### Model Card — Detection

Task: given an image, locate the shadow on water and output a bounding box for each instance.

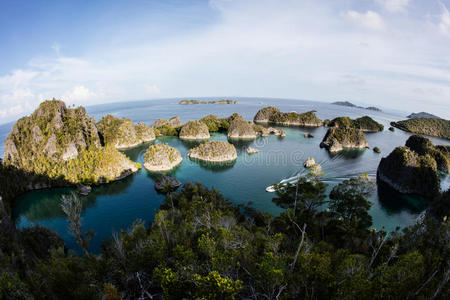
[188,157,236,172]
[326,148,367,160]
[228,138,255,150]
[377,180,428,214]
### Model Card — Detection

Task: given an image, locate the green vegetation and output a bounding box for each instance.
[199,115,230,132]
[188,141,237,162]
[144,143,182,171]
[153,124,178,137]
[320,127,368,152]
[1,168,448,299]
[329,116,384,132]
[254,106,322,126]
[179,120,210,139]
[391,118,450,139]
[227,117,257,139]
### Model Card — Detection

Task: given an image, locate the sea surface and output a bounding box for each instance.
[1,97,449,253]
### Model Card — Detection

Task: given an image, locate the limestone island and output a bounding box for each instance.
[254,106,322,127]
[179,120,210,140]
[407,112,440,119]
[97,115,155,149]
[151,117,180,137]
[377,135,449,197]
[331,101,382,112]
[188,141,237,162]
[144,143,182,171]
[227,113,257,139]
[3,100,140,186]
[328,116,384,132]
[199,115,230,132]
[390,118,450,140]
[178,99,238,105]
[320,127,369,152]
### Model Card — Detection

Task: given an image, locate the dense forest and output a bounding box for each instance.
[0,166,448,299]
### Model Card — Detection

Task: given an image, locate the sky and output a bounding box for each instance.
[1,0,450,123]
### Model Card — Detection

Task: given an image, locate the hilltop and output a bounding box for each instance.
[331,101,383,112]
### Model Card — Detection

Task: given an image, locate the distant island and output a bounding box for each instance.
[390,118,450,140]
[407,112,441,119]
[331,101,382,112]
[178,99,238,105]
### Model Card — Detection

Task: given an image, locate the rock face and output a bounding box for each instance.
[77,185,92,196]
[200,115,230,132]
[228,114,257,139]
[320,128,369,152]
[97,115,155,149]
[373,147,381,153]
[329,116,383,132]
[389,127,395,132]
[169,116,182,128]
[404,135,449,174]
[3,100,140,184]
[151,119,169,128]
[144,143,182,171]
[247,147,259,154]
[391,118,450,140]
[179,121,210,140]
[154,175,182,193]
[304,133,314,138]
[304,157,316,168]
[188,141,237,162]
[254,106,322,127]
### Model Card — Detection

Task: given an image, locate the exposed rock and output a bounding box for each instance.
[179,120,210,140]
[320,127,369,152]
[405,135,449,174]
[228,115,257,139]
[3,100,140,185]
[188,141,237,162]
[169,116,182,128]
[373,147,381,153]
[97,115,155,149]
[77,185,92,196]
[329,116,383,132]
[154,175,182,193]
[279,129,286,137]
[151,119,169,128]
[391,118,450,140]
[253,125,269,136]
[304,133,314,138]
[200,115,230,132]
[247,147,259,154]
[254,106,322,127]
[144,143,182,171]
[389,127,395,132]
[304,157,316,168]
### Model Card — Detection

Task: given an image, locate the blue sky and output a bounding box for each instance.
[1,0,450,123]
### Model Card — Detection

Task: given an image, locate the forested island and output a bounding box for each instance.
[391,118,450,140]
[178,99,238,105]
[0,99,449,299]
[331,101,383,112]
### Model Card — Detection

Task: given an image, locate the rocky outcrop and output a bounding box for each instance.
[389,127,395,132]
[247,147,259,154]
[188,141,237,162]
[154,175,182,193]
[77,185,92,196]
[179,120,210,140]
[407,112,440,119]
[373,147,381,153]
[320,128,368,152]
[228,116,257,139]
[151,119,169,128]
[144,143,182,171]
[329,116,384,132]
[404,135,449,174]
[200,115,230,132]
[304,157,315,168]
[391,118,450,140]
[169,116,182,128]
[304,133,314,138]
[254,106,322,127]
[97,115,155,149]
[3,100,140,184]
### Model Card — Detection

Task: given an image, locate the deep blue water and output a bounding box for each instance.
[1,97,449,254]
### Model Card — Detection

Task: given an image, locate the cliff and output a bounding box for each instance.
[199,115,230,132]
[320,127,368,152]
[390,118,450,139]
[179,120,210,140]
[227,114,257,139]
[329,116,384,132]
[3,100,140,185]
[188,141,237,162]
[97,115,155,149]
[254,106,322,126]
[151,119,178,136]
[144,143,182,171]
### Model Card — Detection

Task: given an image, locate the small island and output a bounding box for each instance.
[179,120,210,140]
[178,99,238,105]
[390,118,450,140]
[407,112,440,119]
[254,106,322,126]
[97,115,155,149]
[227,114,257,139]
[320,127,368,152]
[199,114,230,132]
[144,143,182,171]
[329,116,384,132]
[188,141,237,162]
[377,135,449,197]
[331,101,383,112]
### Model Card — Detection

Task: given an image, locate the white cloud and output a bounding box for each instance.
[146,84,160,95]
[439,2,450,35]
[376,0,410,13]
[62,86,98,105]
[345,10,385,30]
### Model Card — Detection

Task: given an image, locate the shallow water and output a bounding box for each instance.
[3,97,449,253]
